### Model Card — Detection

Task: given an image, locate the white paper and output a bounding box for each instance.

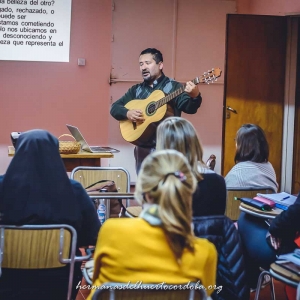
[257,192,297,207]
[0,0,72,62]
[277,252,300,266]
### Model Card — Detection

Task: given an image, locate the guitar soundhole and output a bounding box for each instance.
[146,102,156,116]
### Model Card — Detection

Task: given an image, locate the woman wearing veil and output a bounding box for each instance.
[0,129,100,300]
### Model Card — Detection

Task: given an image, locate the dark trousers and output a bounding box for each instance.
[238,212,277,288]
[134,146,155,174]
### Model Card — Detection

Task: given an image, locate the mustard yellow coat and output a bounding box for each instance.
[88,218,217,299]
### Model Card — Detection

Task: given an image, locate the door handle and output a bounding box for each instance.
[226,106,238,114]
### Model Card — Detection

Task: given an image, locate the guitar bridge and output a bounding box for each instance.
[132,122,137,130]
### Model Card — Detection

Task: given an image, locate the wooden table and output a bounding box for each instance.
[8,146,114,172]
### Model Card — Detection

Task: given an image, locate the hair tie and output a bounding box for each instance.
[163,171,187,183]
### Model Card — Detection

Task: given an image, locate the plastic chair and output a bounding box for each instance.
[71,166,130,193]
[225,186,276,220]
[0,224,91,300]
[125,206,142,218]
[71,167,132,284]
[70,166,131,209]
[91,282,207,300]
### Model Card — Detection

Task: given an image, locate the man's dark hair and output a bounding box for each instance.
[140,48,163,63]
[234,124,269,163]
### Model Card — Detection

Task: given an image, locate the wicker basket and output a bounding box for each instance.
[58,134,81,154]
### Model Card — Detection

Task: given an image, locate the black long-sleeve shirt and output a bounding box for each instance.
[269,192,300,242]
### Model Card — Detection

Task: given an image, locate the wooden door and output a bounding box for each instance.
[222,15,287,189]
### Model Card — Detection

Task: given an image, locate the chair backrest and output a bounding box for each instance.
[71,166,130,193]
[225,186,276,220]
[0,224,78,300]
[71,166,131,209]
[71,166,131,211]
[91,282,207,300]
[193,215,249,300]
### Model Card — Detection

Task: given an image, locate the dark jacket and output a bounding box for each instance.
[269,192,300,252]
[193,215,249,300]
[192,173,226,217]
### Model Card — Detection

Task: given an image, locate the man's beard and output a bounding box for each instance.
[142,71,151,81]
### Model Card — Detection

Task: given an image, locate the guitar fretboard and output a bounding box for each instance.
[155,78,199,110]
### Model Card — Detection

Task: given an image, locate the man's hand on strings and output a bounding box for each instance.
[184,81,200,98]
[127,109,145,123]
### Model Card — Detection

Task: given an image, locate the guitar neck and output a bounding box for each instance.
[155,68,221,110]
[156,78,199,109]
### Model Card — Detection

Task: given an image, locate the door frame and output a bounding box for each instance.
[281,17,298,193]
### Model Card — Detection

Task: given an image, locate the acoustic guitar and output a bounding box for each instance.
[120,68,222,146]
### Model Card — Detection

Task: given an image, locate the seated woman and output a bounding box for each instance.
[156,116,226,216]
[0,130,100,300]
[88,150,217,299]
[225,123,278,191]
[238,192,300,295]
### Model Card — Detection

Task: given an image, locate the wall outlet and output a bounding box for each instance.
[78,58,86,66]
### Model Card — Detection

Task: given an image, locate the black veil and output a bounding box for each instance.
[0,130,81,228]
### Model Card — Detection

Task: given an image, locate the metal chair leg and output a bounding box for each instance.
[297,282,300,300]
[254,270,274,300]
[270,277,276,300]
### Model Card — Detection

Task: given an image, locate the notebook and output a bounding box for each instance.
[253,196,276,208]
[66,124,120,153]
[277,249,300,266]
[256,192,297,207]
[275,261,300,275]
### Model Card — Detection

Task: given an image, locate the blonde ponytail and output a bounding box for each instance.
[135,149,197,260]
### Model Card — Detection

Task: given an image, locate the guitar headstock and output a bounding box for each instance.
[195,68,222,85]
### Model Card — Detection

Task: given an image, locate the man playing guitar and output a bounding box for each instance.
[110,48,202,173]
